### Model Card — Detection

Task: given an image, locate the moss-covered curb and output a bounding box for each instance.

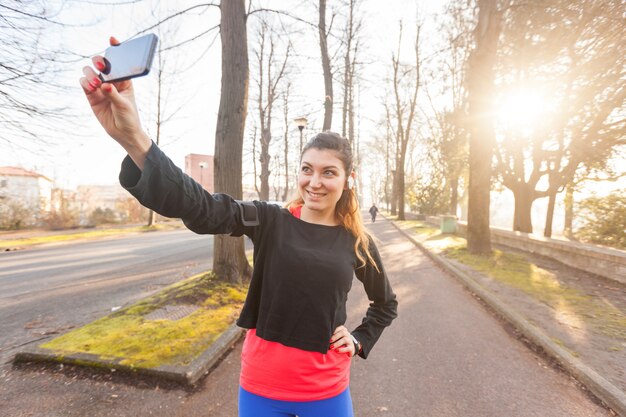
[13,272,247,385]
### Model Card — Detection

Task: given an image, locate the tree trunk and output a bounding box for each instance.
[213,0,252,284]
[252,126,259,197]
[512,185,534,233]
[319,0,333,130]
[342,54,350,139]
[385,128,391,212]
[466,0,501,255]
[544,189,557,238]
[390,167,398,216]
[342,0,355,139]
[148,50,163,229]
[397,154,406,221]
[282,89,290,202]
[388,20,419,221]
[348,78,355,145]
[259,128,271,201]
[563,183,574,238]
[450,177,459,216]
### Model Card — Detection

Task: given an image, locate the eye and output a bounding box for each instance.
[324,170,337,176]
[301,166,312,173]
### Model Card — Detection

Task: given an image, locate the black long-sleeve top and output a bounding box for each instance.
[119,143,398,358]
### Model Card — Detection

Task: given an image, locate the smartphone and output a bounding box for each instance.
[99,34,159,83]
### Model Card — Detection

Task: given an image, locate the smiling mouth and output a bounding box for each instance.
[306,190,326,198]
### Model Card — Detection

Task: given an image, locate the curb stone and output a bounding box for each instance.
[14,322,245,386]
[387,217,626,417]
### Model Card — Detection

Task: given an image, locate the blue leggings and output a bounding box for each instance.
[238,386,354,417]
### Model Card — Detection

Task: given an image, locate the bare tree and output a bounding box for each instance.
[146,15,190,227]
[384,117,393,210]
[388,21,421,221]
[0,1,83,153]
[318,0,334,130]
[417,91,468,217]
[213,0,252,284]
[362,120,391,209]
[436,0,474,216]
[465,0,504,254]
[251,18,291,201]
[341,0,361,142]
[251,124,259,196]
[339,0,364,200]
[281,85,292,202]
[383,101,398,214]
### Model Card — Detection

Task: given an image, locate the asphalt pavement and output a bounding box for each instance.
[0,229,215,367]
[0,216,614,416]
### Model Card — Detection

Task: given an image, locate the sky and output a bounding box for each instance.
[0,0,445,190]
[3,0,623,236]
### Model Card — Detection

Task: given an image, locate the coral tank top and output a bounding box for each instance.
[238,204,351,401]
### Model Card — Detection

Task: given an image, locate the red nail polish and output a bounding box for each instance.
[329,345,334,349]
[95,62,105,71]
[92,77,100,85]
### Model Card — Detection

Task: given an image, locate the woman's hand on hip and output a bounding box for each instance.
[330,325,356,357]
[79,36,151,168]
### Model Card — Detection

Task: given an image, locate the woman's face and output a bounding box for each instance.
[298,148,348,219]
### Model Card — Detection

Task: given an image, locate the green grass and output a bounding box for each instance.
[433,239,626,341]
[396,220,626,342]
[0,223,183,250]
[391,219,439,239]
[40,272,247,369]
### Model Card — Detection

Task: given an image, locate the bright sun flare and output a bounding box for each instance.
[496,90,548,130]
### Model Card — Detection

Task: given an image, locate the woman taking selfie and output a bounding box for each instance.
[80,37,397,417]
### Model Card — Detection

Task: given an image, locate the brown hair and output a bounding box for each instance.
[286,131,378,270]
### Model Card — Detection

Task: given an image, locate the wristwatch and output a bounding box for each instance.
[349,334,362,357]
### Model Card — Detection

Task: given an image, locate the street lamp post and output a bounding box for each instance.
[199,162,208,189]
[294,117,308,155]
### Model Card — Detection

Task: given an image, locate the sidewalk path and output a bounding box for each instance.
[348,217,610,416]
[0,216,612,416]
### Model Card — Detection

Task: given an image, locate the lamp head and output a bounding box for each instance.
[294,116,308,131]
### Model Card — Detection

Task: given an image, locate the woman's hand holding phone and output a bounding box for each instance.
[79,36,151,170]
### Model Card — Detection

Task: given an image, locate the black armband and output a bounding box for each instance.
[235,200,259,227]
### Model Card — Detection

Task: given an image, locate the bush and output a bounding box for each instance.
[0,199,36,230]
[89,207,119,226]
[407,183,449,215]
[116,197,149,223]
[44,208,80,230]
[575,191,626,249]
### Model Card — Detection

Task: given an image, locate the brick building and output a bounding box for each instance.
[185,154,214,192]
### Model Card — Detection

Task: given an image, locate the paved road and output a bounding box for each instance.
[0,229,214,366]
[0,218,611,416]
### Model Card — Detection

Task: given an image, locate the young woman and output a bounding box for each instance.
[80,39,398,417]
